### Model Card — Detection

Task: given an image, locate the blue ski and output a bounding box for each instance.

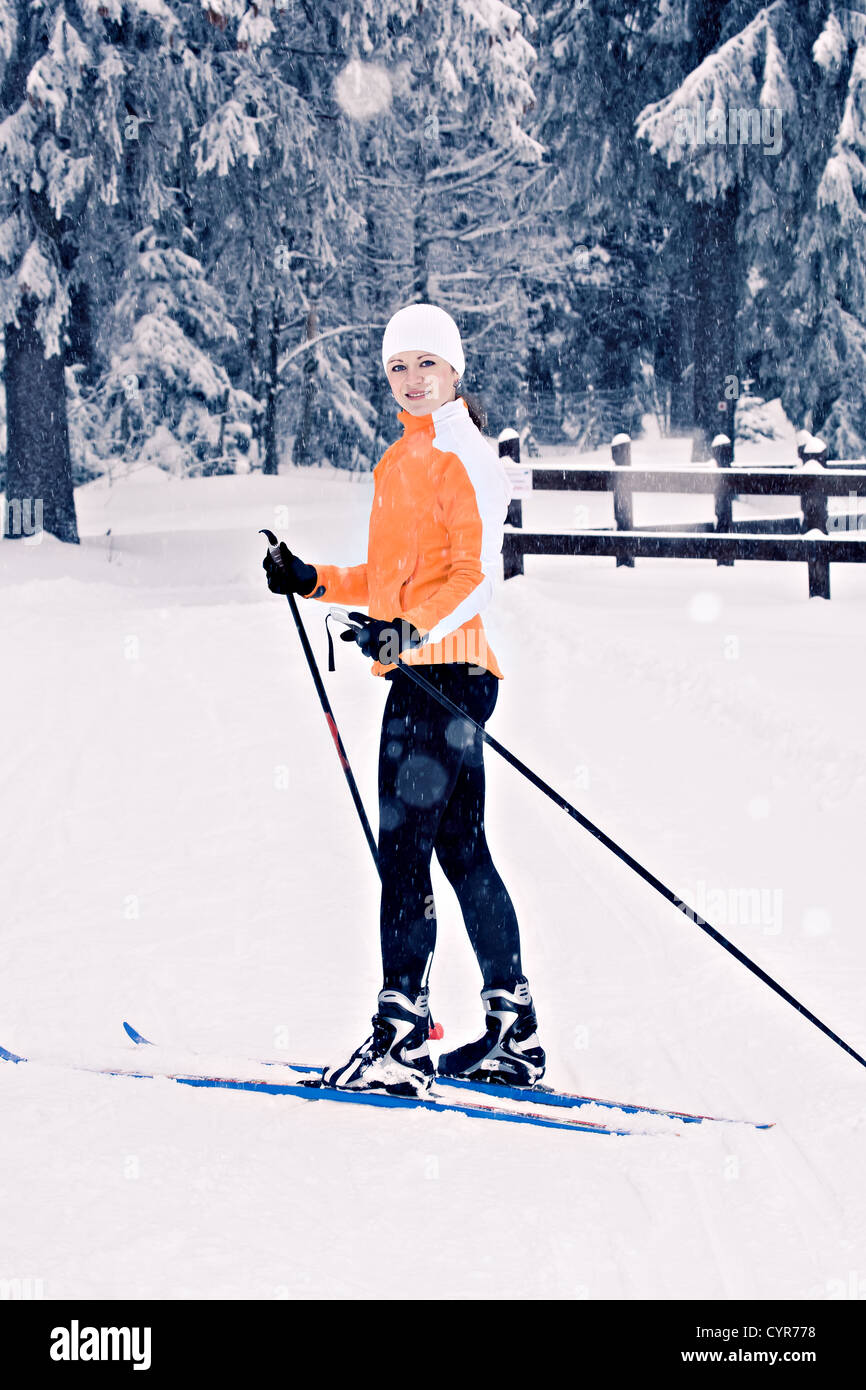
[121,1021,773,1129]
[0,1040,641,1137]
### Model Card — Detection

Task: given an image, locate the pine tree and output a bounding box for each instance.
[784,7,866,455]
[635,0,759,457]
[0,0,97,541]
[0,1,228,537]
[518,1,686,449]
[89,2,271,477]
[96,226,257,475]
[636,1,866,457]
[186,2,378,471]
[306,0,545,456]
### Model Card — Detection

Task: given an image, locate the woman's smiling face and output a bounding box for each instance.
[385,350,459,415]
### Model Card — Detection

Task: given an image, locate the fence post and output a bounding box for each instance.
[611,432,632,467]
[711,433,733,468]
[803,435,828,467]
[801,437,829,538]
[499,428,523,528]
[801,480,829,536]
[796,429,813,463]
[611,432,634,568]
[712,434,734,566]
[807,541,831,599]
[502,533,524,580]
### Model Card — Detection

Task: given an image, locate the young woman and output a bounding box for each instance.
[264,303,545,1094]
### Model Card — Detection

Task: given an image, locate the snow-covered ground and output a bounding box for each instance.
[1,448,865,1300]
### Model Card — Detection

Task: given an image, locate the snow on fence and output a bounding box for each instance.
[498,431,866,599]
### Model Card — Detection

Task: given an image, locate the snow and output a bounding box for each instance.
[333,60,393,121]
[194,99,262,177]
[813,13,848,77]
[735,394,791,445]
[1,449,866,1299]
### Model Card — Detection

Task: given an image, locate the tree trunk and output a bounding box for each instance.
[4,295,78,543]
[365,208,397,456]
[411,203,433,306]
[263,301,281,475]
[292,306,318,468]
[248,297,261,468]
[65,279,94,381]
[687,0,739,462]
[690,190,738,460]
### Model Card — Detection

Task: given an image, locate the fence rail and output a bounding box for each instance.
[502,529,866,599]
[498,432,866,599]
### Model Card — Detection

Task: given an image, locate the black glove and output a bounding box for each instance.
[263,541,318,597]
[340,612,427,663]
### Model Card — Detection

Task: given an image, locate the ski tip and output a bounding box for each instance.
[428,1021,445,1041]
[0,1042,26,1063]
[122,1021,152,1047]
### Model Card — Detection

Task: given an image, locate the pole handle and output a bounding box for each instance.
[259,527,282,561]
[326,606,361,632]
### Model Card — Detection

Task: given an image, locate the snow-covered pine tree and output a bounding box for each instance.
[188,2,378,472]
[274,2,383,470]
[784,5,866,456]
[97,225,257,477]
[0,1,246,536]
[0,0,112,541]
[433,0,547,441]
[320,0,545,454]
[87,1,266,478]
[525,1,680,448]
[636,1,866,459]
[635,0,759,459]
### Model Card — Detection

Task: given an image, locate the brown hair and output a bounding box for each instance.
[454,381,486,432]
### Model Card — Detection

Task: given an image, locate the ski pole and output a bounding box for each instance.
[262,561,445,1041]
[330,610,866,1073]
[406,661,866,1071]
[260,530,380,877]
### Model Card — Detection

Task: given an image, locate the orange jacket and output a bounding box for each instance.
[307,397,512,678]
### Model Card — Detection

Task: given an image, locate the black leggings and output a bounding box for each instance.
[377,661,522,997]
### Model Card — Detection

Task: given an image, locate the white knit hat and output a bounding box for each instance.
[381,303,465,378]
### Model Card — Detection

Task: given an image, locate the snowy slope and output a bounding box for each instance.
[1,457,865,1300]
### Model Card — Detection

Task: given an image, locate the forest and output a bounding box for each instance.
[1,0,865,542]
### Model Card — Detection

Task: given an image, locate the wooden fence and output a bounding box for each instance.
[498,432,866,599]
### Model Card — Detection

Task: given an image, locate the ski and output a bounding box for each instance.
[0,1041,645,1137]
[121,1021,773,1130]
[438,1075,773,1129]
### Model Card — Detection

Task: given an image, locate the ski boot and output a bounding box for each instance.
[322,987,435,1096]
[436,976,546,1087]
